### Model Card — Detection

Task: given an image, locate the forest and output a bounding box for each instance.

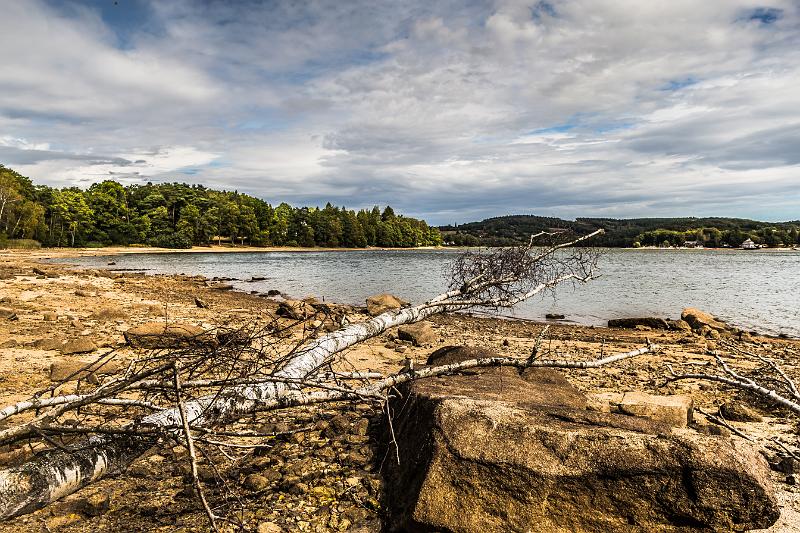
[0,164,442,249]
[441,214,800,248]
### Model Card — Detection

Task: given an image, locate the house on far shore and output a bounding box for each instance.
[683,240,703,248]
[741,238,758,250]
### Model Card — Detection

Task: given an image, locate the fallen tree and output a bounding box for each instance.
[0,230,611,522]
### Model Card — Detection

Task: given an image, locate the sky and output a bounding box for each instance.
[1,0,799,225]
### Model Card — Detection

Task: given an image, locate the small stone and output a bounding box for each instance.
[127,463,152,477]
[719,401,763,423]
[310,485,336,501]
[194,296,208,308]
[76,492,110,517]
[618,392,693,427]
[776,457,800,475]
[397,322,436,346]
[354,418,369,436]
[394,345,407,353]
[258,522,282,533]
[42,311,58,321]
[786,474,798,486]
[0,308,17,320]
[0,338,18,349]
[243,473,271,492]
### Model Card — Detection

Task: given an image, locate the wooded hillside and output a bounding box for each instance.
[0,164,442,249]
[440,214,800,248]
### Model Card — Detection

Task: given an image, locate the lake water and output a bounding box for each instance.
[50,248,800,337]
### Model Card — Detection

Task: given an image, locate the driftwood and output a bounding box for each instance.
[0,230,618,522]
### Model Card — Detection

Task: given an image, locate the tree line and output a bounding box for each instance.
[0,164,442,249]
[634,226,800,248]
[441,214,800,248]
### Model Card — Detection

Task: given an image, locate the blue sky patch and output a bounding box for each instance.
[746,7,783,24]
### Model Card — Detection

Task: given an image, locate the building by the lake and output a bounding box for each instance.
[741,238,758,250]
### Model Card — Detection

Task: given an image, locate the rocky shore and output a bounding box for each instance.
[0,249,799,532]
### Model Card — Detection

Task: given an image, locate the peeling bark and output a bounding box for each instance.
[0,437,150,519]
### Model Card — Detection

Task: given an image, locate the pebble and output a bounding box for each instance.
[258,522,283,533]
[244,474,271,492]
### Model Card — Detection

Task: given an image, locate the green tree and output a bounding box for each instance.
[52,190,93,246]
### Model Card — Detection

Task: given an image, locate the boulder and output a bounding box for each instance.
[276,299,316,320]
[365,293,407,316]
[124,321,209,348]
[617,391,693,427]
[49,359,123,382]
[0,307,17,320]
[666,319,692,332]
[42,311,58,322]
[33,337,64,351]
[397,322,436,347]
[384,356,778,533]
[426,346,588,410]
[0,338,18,349]
[91,304,128,321]
[681,308,728,332]
[61,338,98,354]
[608,317,670,330]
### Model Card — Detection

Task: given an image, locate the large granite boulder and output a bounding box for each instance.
[384,349,779,532]
[681,308,728,333]
[366,294,408,316]
[124,322,210,348]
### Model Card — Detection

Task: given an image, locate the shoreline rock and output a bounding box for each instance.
[384,347,779,532]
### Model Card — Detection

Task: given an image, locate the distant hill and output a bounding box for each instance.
[440,215,800,248]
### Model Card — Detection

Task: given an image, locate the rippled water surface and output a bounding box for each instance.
[52,248,800,337]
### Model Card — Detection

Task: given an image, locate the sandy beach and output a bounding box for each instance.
[0,249,799,532]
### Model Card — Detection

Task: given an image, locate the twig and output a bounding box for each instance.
[174,362,219,532]
[772,437,800,461]
[695,407,754,441]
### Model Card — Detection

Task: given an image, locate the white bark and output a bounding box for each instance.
[0,297,462,519]
[0,232,600,519]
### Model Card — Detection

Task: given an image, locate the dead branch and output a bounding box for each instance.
[664,345,800,415]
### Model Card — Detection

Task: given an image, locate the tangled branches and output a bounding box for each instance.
[665,339,800,414]
[0,229,607,522]
[444,229,602,309]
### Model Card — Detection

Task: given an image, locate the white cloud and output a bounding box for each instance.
[0,0,798,223]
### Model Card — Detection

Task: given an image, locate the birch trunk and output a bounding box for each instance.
[0,299,456,519]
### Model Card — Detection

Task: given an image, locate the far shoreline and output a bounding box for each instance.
[4,243,797,262]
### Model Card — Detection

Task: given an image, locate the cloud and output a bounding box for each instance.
[0,0,799,223]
